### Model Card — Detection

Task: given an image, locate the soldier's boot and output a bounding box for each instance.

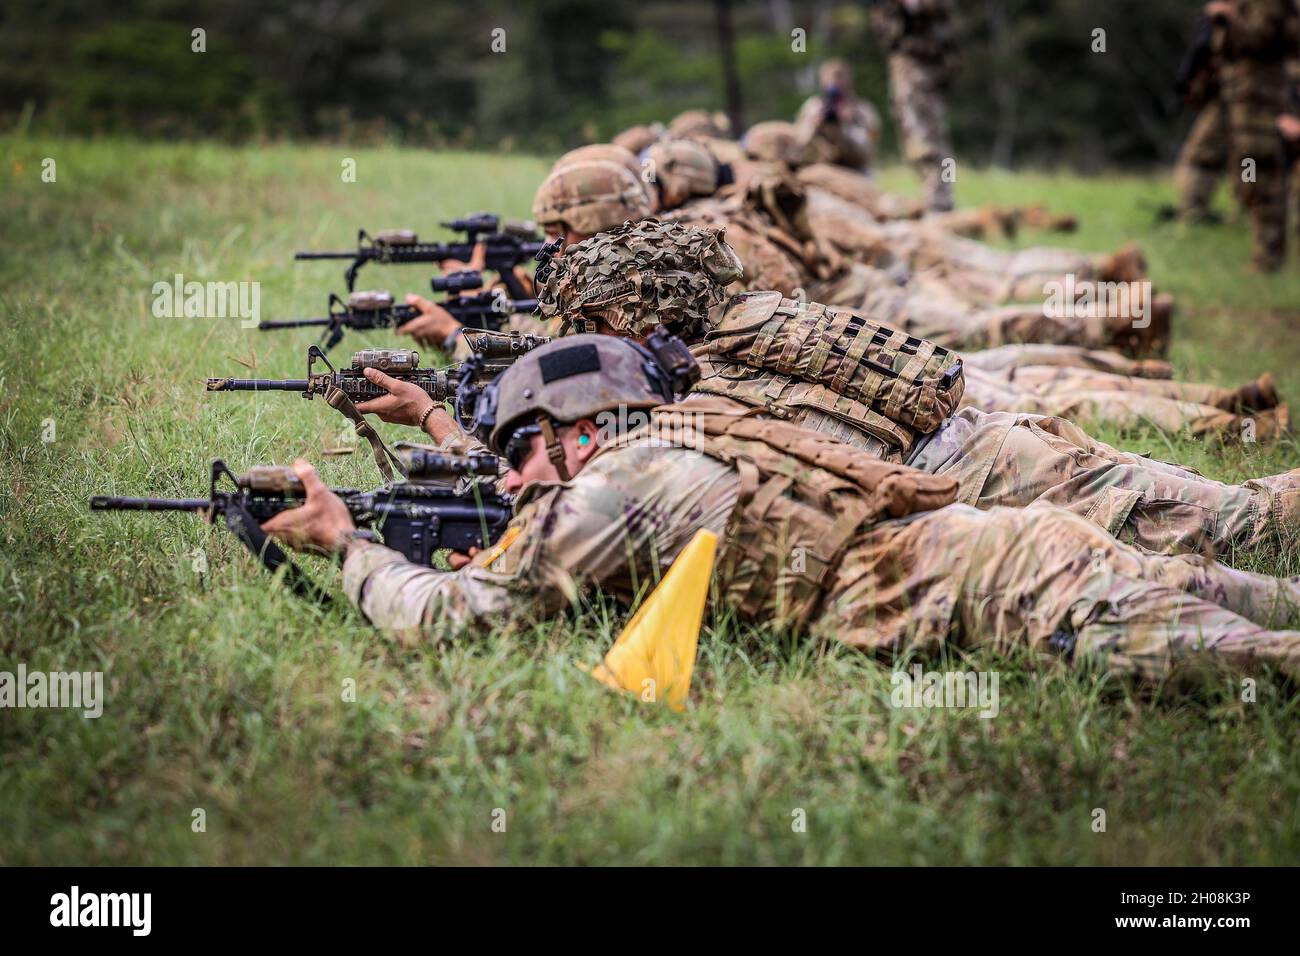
[994,207,1019,240]
[1239,462,1300,548]
[1242,404,1290,443]
[1096,243,1148,284]
[1020,203,1077,233]
[1229,373,1280,413]
[1133,358,1175,379]
[1110,291,1174,358]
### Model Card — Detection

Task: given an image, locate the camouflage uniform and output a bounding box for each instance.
[796,162,926,221]
[343,395,1300,684]
[536,221,1300,560]
[743,121,812,167]
[1217,0,1300,270]
[807,195,1147,306]
[811,261,1168,358]
[873,0,957,211]
[959,364,1286,441]
[961,343,1172,378]
[797,161,1060,239]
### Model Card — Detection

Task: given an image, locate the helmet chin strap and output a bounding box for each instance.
[537,417,571,482]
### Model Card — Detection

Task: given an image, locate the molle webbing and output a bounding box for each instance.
[693,292,965,453]
[608,398,958,630]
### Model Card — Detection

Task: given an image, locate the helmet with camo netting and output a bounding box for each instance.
[536,218,743,336]
[532,160,652,238]
[644,138,720,208]
[743,120,810,166]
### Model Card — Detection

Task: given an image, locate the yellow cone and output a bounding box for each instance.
[579,529,717,712]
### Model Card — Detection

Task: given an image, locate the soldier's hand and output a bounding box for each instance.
[1203,1,1234,19]
[397,295,463,348]
[447,546,481,570]
[1277,114,1300,142]
[355,368,438,427]
[261,459,356,556]
[440,241,488,277]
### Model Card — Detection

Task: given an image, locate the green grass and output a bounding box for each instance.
[2,136,1299,865]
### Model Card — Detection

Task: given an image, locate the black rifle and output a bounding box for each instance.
[821,85,845,123]
[207,335,551,478]
[295,216,545,295]
[257,272,538,353]
[1175,15,1219,110]
[207,345,456,480]
[89,453,512,604]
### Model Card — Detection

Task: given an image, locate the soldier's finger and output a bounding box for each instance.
[363,367,400,391]
[291,458,329,497]
[404,293,433,310]
[354,395,395,415]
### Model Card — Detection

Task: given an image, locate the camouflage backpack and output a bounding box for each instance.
[599,396,958,630]
[692,291,965,456]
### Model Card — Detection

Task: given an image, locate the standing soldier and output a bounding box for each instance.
[1211,0,1299,271]
[793,59,882,172]
[872,0,958,212]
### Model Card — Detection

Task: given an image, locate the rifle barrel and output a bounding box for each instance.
[90,496,214,512]
[294,251,358,260]
[206,378,312,392]
[258,318,332,330]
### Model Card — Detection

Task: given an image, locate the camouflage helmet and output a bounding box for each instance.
[612,123,663,156]
[479,334,691,462]
[644,138,719,208]
[536,218,743,337]
[552,143,642,184]
[532,160,652,238]
[743,121,809,166]
[667,109,732,140]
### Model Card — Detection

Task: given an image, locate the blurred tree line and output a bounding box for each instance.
[1,0,1204,169]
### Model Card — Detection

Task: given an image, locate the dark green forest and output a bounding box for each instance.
[2,0,1203,168]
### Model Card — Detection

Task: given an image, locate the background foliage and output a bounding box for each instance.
[2,0,1205,166]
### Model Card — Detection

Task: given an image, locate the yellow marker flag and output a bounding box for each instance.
[579,528,717,712]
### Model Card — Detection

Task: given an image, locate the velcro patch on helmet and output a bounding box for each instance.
[540,344,602,383]
[576,274,637,309]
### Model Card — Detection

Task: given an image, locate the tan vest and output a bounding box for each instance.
[691,291,965,457]
[600,397,958,630]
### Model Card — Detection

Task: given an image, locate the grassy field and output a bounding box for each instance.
[2,135,1299,866]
